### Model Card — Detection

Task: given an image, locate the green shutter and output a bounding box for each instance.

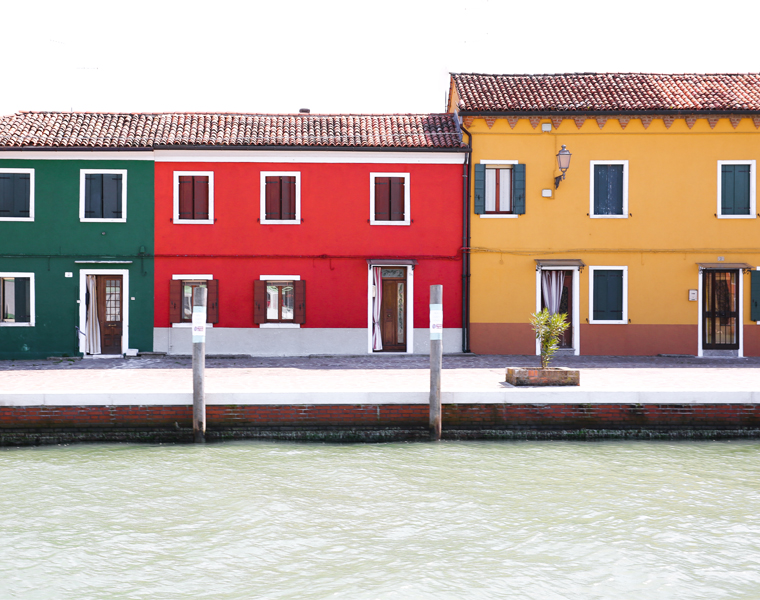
[593,270,623,321]
[474,164,485,214]
[14,277,30,323]
[512,163,526,214]
[751,270,760,322]
[722,165,737,214]
[594,165,624,215]
[721,164,751,216]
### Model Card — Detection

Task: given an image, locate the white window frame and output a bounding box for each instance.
[717,160,756,219]
[78,269,129,353]
[589,160,628,219]
[0,272,35,326]
[588,266,628,325]
[370,172,411,226]
[173,171,214,225]
[259,275,301,328]
[0,168,35,222]
[79,169,128,223]
[478,160,519,219]
[171,274,214,328]
[260,171,301,225]
[366,265,414,353]
[535,267,579,355]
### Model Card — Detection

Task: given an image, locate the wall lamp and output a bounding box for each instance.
[555,145,572,189]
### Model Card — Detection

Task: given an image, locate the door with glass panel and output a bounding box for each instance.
[703,270,739,350]
[96,275,123,354]
[380,269,406,352]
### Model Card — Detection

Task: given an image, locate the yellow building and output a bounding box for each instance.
[449,73,760,357]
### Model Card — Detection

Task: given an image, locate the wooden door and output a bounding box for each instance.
[96,275,123,355]
[703,270,739,350]
[380,272,407,352]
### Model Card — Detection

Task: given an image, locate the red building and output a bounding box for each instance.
[152,113,468,356]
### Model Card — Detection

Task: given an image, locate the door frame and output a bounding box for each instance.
[367,264,414,354]
[535,266,580,356]
[697,267,743,357]
[78,269,129,355]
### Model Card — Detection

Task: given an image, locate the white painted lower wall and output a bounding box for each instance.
[153,327,464,356]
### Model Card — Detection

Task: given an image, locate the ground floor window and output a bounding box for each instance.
[170,277,219,324]
[589,266,628,324]
[254,277,305,325]
[0,274,33,325]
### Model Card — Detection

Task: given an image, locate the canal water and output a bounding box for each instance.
[1,441,759,599]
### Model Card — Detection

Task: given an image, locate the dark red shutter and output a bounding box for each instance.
[178,177,194,220]
[294,280,306,324]
[169,280,182,323]
[254,281,267,324]
[266,176,281,220]
[281,176,296,220]
[207,279,219,324]
[375,177,390,220]
[390,177,405,221]
[194,176,209,220]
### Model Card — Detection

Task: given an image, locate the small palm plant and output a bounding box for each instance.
[530,308,570,369]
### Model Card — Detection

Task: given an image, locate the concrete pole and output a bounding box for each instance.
[429,285,443,441]
[192,286,208,443]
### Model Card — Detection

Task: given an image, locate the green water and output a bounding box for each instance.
[1,441,759,599]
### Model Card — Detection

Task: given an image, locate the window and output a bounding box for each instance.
[370,173,410,225]
[254,276,305,327]
[589,266,627,324]
[0,273,34,326]
[80,170,127,222]
[0,169,34,221]
[169,276,218,325]
[173,172,214,224]
[590,161,628,218]
[474,162,525,217]
[260,172,300,224]
[718,161,756,218]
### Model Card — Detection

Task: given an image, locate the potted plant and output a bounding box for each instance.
[505,308,580,386]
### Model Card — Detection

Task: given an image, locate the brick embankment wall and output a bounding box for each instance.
[1,404,759,445]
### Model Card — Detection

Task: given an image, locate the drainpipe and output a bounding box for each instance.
[461,125,472,353]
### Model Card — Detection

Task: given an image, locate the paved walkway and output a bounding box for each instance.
[1,355,760,405]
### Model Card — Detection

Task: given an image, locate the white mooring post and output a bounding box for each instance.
[429,285,443,441]
[192,286,208,443]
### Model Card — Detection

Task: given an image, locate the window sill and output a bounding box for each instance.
[589,215,628,219]
[259,323,301,328]
[172,323,214,328]
[479,214,518,219]
[260,219,300,225]
[0,322,34,327]
[81,218,127,223]
[0,217,33,222]
[588,320,627,325]
[370,221,411,226]
[717,214,756,219]
[173,218,214,225]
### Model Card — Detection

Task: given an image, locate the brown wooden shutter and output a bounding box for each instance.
[169,280,182,323]
[265,176,281,220]
[375,177,390,220]
[293,280,306,324]
[178,177,194,220]
[390,177,405,221]
[281,176,296,220]
[194,176,209,220]
[254,280,267,324]
[207,279,219,324]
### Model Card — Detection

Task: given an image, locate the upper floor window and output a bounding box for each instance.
[474,162,525,217]
[0,169,34,221]
[718,161,756,218]
[1,273,34,326]
[174,172,214,224]
[370,173,410,225]
[590,161,628,218]
[80,170,127,222]
[260,172,300,224]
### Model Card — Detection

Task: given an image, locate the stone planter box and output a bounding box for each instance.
[506,367,580,387]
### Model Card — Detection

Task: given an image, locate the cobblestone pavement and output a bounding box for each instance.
[1,354,760,394]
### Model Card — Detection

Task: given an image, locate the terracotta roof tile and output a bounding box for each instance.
[452,73,760,113]
[0,112,464,149]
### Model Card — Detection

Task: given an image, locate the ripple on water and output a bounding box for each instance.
[1,441,759,599]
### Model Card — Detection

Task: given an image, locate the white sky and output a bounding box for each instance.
[2,0,759,116]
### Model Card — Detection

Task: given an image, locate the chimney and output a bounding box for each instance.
[299,108,310,114]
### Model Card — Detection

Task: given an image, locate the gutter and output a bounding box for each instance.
[460,124,472,354]
[0,146,468,154]
[457,109,760,117]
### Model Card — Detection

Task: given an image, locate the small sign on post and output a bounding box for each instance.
[192,286,208,443]
[429,285,443,441]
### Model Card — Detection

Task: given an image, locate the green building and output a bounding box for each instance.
[0,113,154,359]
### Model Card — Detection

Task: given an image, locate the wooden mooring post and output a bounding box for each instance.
[429,285,443,441]
[192,286,208,443]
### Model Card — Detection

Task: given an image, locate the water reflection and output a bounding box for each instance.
[1,441,758,599]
